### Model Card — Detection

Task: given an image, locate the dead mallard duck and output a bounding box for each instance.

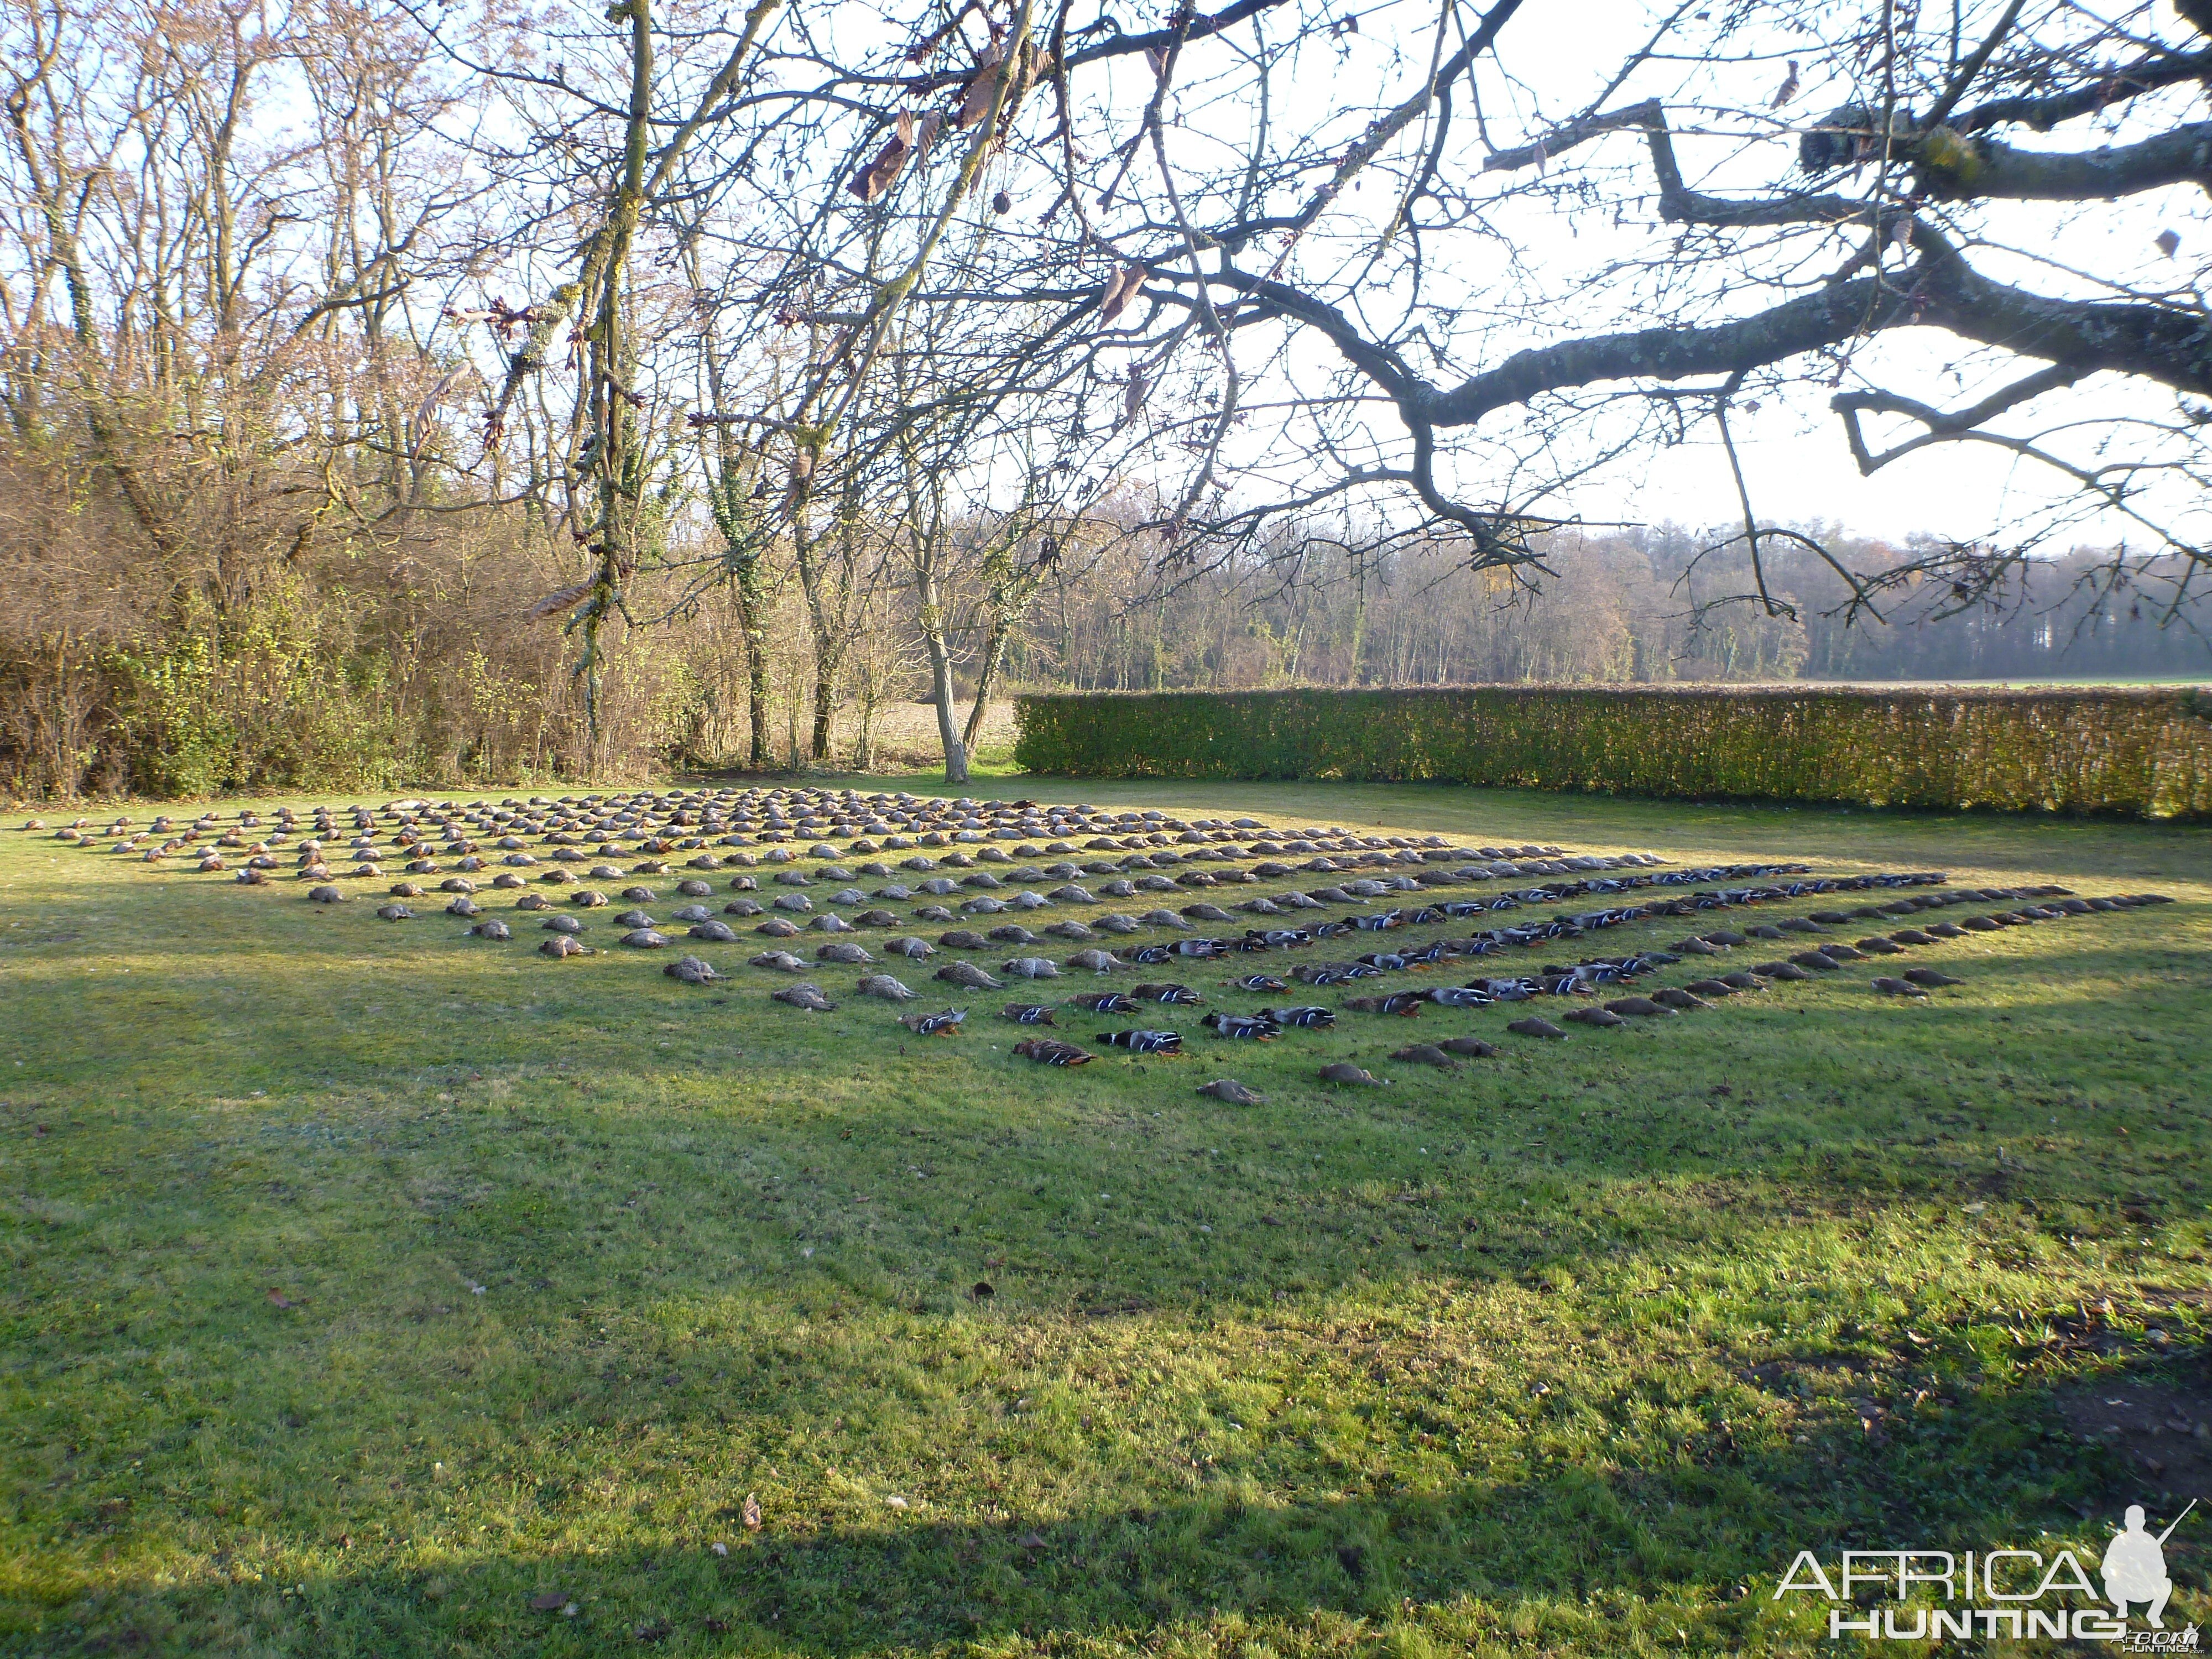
[1011,1037,1093,1066]
[816,940,874,964]
[749,950,808,972]
[540,935,586,959]
[1197,1078,1266,1104]
[1506,1016,1567,1039]
[1390,1042,1460,1068]
[1564,1006,1626,1027]
[1345,990,1426,1016]
[856,973,918,1001]
[901,1008,966,1035]
[772,982,836,1012]
[1318,1061,1385,1086]
[664,955,722,985]
[936,960,1004,990]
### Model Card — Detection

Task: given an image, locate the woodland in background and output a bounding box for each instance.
[3,0,2210,799]
[6,452,2202,799]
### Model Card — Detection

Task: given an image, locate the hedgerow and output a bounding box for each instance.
[1013,686,2212,818]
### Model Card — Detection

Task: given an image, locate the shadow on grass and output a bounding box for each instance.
[46,1353,2195,1658]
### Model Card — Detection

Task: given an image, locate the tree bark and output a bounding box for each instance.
[915,565,969,783]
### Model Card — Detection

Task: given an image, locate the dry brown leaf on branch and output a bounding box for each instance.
[1099,263,1146,323]
[1123,366,1148,426]
[1771,59,1799,109]
[848,109,917,202]
[957,41,1005,129]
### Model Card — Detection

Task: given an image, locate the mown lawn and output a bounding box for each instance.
[2,778,2207,1657]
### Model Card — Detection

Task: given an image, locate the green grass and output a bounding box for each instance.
[3,779,2208,1657]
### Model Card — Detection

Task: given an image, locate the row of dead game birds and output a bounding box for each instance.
[679,885,2169,1095]
[28,788,1617,880]
[33,800,2172,1097]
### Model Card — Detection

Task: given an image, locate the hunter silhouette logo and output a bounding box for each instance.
[2106,1501,2194,1632]
[1773,1500,2198,1643]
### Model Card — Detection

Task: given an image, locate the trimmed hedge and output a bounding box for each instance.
[1013,686,2212,818]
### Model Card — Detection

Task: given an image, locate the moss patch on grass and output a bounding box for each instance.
[2,780,2208,1656]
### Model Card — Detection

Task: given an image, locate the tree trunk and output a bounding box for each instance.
[962,617,1011,754]
[733,562,773,769]
[915,568,969,784]
[810,665,837,766]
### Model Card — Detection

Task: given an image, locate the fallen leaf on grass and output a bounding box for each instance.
[742,1493,762,1531]
[530,1591,568,1611]
[268,1290,300,1309]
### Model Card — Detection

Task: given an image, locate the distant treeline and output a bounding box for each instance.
[4,479,2203,800]
[1006,528,2211,693]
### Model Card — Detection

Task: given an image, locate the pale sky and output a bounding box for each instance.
[1108,0,2211,553]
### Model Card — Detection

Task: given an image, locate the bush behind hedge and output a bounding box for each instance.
[1013,686,2212,818]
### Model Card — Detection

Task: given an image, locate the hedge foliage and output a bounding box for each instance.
[1013,686,2212,818]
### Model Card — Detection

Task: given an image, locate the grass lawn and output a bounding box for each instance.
[2,778,2208,1657]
